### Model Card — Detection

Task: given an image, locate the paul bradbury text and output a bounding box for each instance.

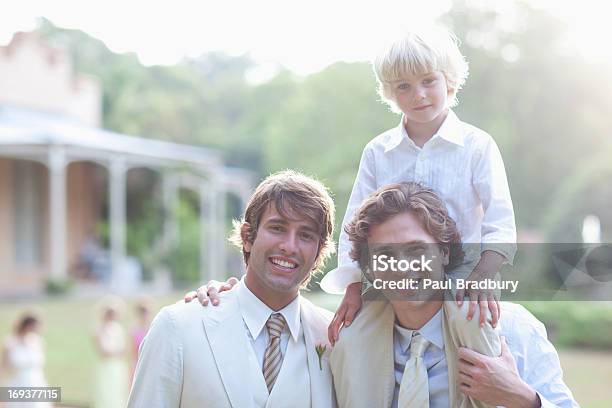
[371,278,519,293]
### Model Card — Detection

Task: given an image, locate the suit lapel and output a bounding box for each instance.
[378,302,397,408]
[354,300,396,408]
[331,299,396,408]
[442,302,459,404]
[301,299,334,408]
[201,291,252,408]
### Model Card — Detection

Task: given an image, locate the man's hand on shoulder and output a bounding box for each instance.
[457,337,540,408]
[183,277,239,306]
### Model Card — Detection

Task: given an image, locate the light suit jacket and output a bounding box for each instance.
[330,299,472,408]
[128,289,335,408]
[330,297,578,408]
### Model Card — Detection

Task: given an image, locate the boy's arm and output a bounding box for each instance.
[323,146,377,344]
[460,136,517,325]
[472,136,517,262]
[322,146,377,294]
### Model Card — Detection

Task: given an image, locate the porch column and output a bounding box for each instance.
[161,172,179,250]
[200,177,227,281]
[238,185,251,217]
[109,157,127,276]
[216,182,227,278]
[200,180,214,281]
[48,147,67,281]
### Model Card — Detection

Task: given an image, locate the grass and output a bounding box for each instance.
[1,292,610,407]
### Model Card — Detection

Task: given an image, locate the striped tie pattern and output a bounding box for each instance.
[263,313,286,392]
[398,331,430,408]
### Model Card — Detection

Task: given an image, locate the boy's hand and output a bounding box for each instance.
[183,277,240,306]
[455,251,506,328]
[328,282,362,345]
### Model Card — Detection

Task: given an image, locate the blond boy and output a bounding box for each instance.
[321,25,516,338]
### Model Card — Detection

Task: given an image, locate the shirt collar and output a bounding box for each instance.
[435,109,464,147]
[237,277,301,342]
[383,109,464,153]
[394,308,444,352]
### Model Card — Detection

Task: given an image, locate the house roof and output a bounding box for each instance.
[0,104,223,171]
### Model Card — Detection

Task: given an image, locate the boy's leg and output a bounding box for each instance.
[443,289,501,408]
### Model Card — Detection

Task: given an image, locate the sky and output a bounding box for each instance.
[1,0,610,78]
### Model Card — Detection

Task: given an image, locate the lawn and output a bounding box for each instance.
[0,292,610,407]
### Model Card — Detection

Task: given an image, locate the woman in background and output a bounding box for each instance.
[130,298,152,381]
[1,312,51,407]
[92,297,128,408]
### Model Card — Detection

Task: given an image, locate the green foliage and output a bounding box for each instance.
[36,0,612,268]
[522,301,612,349]
[540,156,612,241]
[163,195,202,287]
[44,278,74,295]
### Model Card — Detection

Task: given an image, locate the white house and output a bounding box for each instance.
[0,32,252,295]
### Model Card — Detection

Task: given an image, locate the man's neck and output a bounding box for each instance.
[404,108,449,148]
[390,299,443,330]
[244,273,299,311]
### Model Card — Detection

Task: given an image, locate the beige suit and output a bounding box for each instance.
[330,294,500,408]
[128,289,336,408]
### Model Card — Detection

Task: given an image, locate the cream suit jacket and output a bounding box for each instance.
[128,289,335,408]
[329,297,501,408]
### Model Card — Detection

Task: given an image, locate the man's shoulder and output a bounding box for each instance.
[454,116,499,150]
[336,300,394,347]
[155,290,240,332]
[299,295,334,325]
[500,302,547,337]
[331,300,394,372]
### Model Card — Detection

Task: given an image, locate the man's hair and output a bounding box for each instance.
[344,182,463,272]
[229,170,335,274]
[373,24,469,113]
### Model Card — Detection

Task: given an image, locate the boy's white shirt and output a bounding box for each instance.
[321,109,516,293]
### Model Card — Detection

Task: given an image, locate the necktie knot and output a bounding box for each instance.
[266,313,286,339]
[410,332,429,358]
[398,331,430,407]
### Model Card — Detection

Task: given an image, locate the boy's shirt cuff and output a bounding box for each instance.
[481,242,517,266]
[320,264,362,294]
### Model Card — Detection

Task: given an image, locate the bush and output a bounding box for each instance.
[45,278,74,295]
[521,301,612,349]
[163,198,202,287]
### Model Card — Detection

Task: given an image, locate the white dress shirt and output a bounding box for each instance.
[391,304,578,408]
[236,278,301,370]
[321,110,517,293]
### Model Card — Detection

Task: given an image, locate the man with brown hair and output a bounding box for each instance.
[128,170,336,408]
[330,182,577,408]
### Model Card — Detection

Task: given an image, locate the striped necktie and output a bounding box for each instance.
[398,331,430,407]
[263,313,286,392]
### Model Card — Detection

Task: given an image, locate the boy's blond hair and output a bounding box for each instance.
[373,25,469,113]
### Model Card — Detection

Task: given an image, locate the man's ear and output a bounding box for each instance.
[241,222,255,252]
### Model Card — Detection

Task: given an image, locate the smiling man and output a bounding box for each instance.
[330,182,578,408]
[128,170,337,408]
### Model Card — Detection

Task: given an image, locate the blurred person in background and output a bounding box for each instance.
[1,311,51,407]
[92,297,128,408]
[130,298,153,382]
